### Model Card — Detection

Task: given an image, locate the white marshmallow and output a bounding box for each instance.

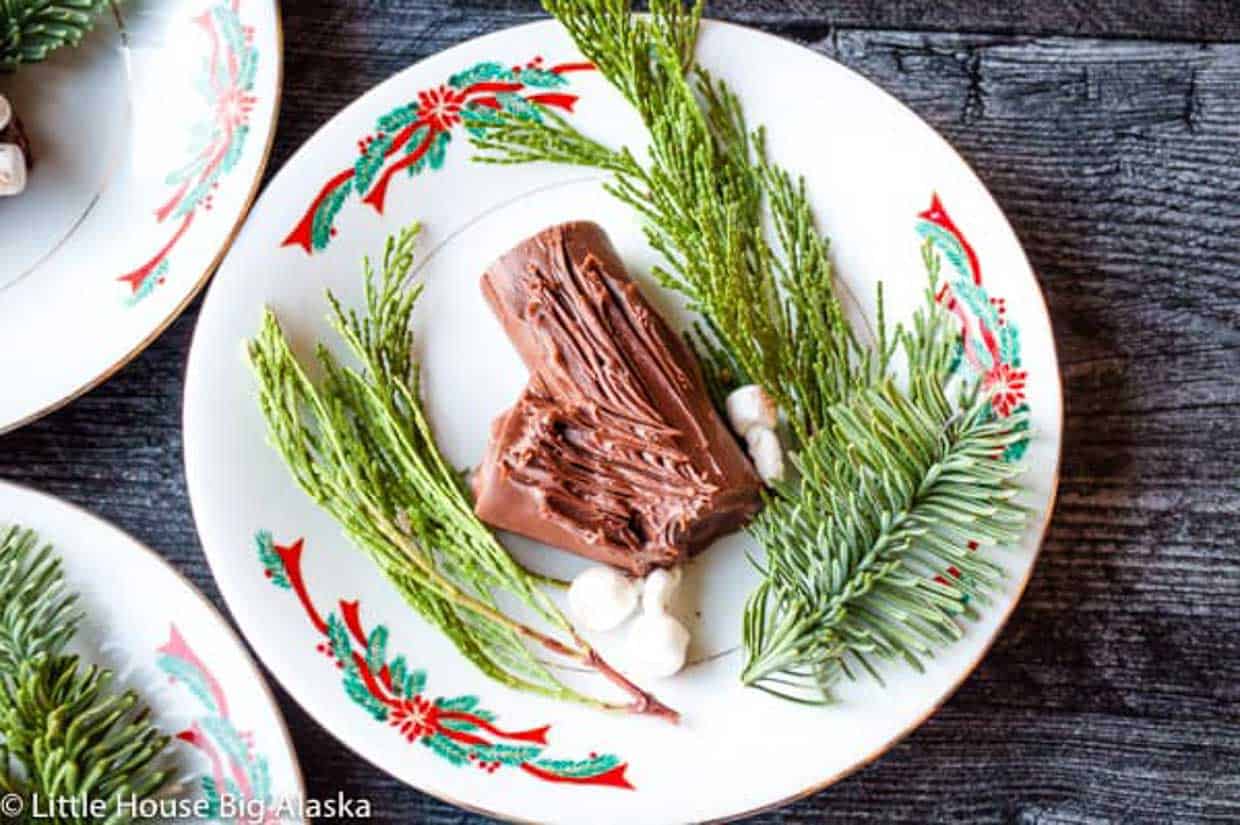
[567,565,639,632]
[641,566,682,613]
[0,95,11,132]
[725,384,777,436]
[745,426,784,484]
[626,610,691,678]
[0,144,27,197]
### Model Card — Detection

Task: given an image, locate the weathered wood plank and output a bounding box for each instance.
[2,8,1238,824]
[288,0,1240,43]
[709,0,1240,42]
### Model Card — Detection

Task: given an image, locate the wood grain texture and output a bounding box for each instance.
[265,0,1240,43]
[2,2,1239,823]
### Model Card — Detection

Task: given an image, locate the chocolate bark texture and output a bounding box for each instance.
[472,221,762,576]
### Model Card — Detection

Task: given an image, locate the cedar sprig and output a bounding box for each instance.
[470,0,1032,704]
[248,224,677,721]
[0,526,174,821]
[471,0,864,443]
[1,0,109,72]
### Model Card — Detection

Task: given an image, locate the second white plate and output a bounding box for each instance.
[0,0,281,433]
[0,480,304,822]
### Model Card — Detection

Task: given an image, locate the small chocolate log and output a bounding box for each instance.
[472,222,763,575]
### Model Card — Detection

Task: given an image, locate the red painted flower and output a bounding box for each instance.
[215,85,256,134]
[416,85,467,131]
[984,362,1027,417]
[389,694,439,742]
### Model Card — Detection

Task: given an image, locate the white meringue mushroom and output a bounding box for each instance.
[745,426,785,484]
[626,610,691,679]
[627,565,690,678]
[641,566,683,613]
[0,144,27,198]
[725,384,777,436]
[567,565,639,632]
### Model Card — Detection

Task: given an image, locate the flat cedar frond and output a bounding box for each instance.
[0,526,174,815]
[1,0,109,71]
[248,225,677,721]
[470,0,1033,705]
[471,0,859,443]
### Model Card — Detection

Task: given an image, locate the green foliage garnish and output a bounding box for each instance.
[741,250,1031,701]
[248,225,677,721]
[473,0,875,443]
[470,0,1032,703]
[0,525,175,820]
[1,0,109,72]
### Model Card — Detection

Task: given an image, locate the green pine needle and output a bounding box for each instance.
[1,0,110,72]
[470,0,1033,704]
[0,526,175,821]
[248,224,677,721]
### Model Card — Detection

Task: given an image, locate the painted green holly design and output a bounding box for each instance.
[916,193,1034,593]
[991,402,1031,463]
[282,56,594,254]
[257,530,634,788]
[917,193,1030,461]
[0,0,109,71]
[118,0,260,304]
[256,528,290,588]
[157,625,275,820]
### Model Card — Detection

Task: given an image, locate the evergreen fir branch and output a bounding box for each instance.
[1,0,109,72]
[0,526,174,821]
[248,224,678,721]
[0,527,81,673]
[740,269,1031,702]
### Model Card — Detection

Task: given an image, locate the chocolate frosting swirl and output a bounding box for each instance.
[472,221,762,575]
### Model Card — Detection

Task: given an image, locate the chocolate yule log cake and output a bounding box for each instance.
[472,221,763,576]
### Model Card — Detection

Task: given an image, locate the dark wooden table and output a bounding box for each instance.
[4,2,1238,822]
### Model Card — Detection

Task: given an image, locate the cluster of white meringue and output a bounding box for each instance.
[567,564,691,679]
[561,385,789,679]
[0,95,28,197]
[725,384,784,484]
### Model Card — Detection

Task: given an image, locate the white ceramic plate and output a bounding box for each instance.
[184,19,1062,824]
[0,0,281,433]
[0,480,304,822]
